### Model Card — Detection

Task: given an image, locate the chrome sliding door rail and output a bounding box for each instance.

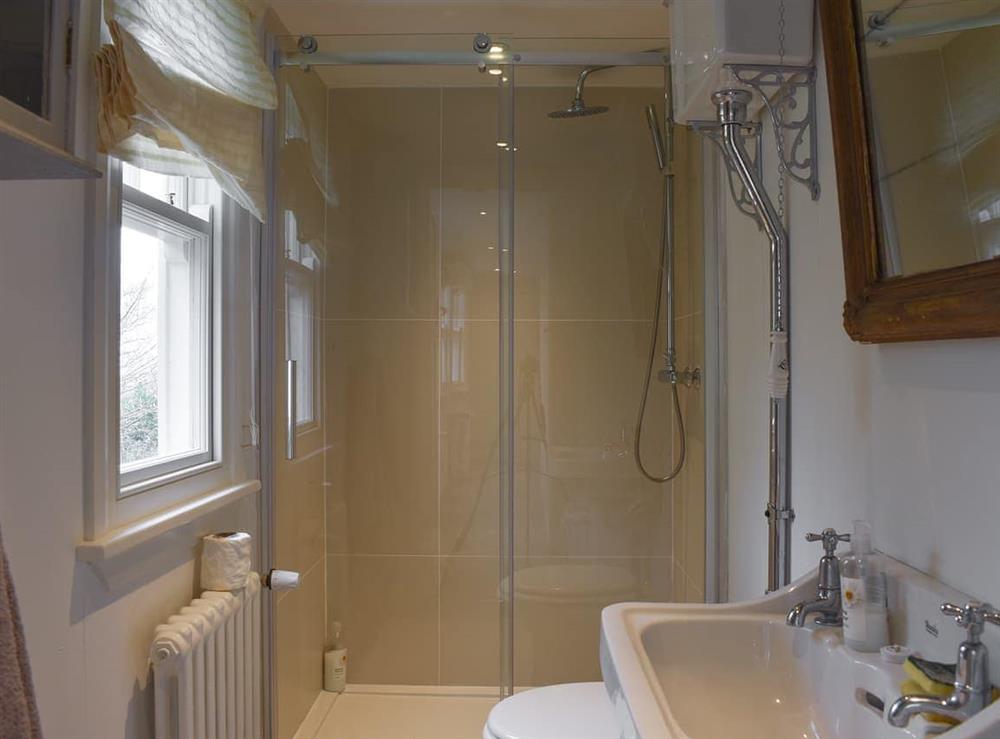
[278,50,668,68]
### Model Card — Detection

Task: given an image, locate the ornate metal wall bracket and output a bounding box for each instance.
[729,63,821,200]
[690,119,764,228]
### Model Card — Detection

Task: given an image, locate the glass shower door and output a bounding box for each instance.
[507,58,707,687]
[269,35,703,731]
[271,35,516,739]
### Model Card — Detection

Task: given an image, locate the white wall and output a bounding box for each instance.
[0,179,258,739]
[725,33,1000,604]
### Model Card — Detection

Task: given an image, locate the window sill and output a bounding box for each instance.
[76,479,260,584]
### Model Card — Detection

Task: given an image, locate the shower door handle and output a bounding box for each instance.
[286,359,297,460]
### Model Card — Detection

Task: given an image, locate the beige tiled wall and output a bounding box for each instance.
[671,129,707,604]
[322,82,705,688]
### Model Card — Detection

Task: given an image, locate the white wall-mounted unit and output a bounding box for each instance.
[669,0,815,123]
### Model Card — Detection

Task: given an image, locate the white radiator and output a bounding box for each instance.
[151,572,262,739]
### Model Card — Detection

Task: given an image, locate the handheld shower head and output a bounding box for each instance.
[645,105,666,172]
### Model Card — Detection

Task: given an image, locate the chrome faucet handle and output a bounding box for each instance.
[888,602,1000,727]
[805,528,851,557]
[941,601,1000,640]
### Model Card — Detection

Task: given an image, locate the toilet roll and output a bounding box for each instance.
[200,532,252,591]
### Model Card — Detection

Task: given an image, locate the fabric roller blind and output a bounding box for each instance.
[95,0,276,221]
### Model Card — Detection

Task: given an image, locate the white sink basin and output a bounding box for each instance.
[600,573,1000,739]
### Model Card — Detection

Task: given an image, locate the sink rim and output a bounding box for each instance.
[600,573,820,739]
[600,556,1000,739]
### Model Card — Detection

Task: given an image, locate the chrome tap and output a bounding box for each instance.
[888,601,1000,728]
[786,529,851,627]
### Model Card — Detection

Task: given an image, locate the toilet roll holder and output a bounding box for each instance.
[265,569,301,592]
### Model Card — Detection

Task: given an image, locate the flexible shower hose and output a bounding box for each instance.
[634,174,686,484]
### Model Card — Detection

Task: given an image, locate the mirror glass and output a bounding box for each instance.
[859,0,1000,278]
[0,0,51,118]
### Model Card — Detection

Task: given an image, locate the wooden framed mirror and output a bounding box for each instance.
[820,0,1000,343]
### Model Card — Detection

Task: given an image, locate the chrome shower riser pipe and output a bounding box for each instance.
[633,67,688,485]
[713,89,792,591]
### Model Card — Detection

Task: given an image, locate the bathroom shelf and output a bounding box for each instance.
[0,119,101,181]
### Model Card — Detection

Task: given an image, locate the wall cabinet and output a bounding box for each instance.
[0,0,99,179]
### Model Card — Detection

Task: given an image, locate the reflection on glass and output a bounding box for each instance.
[441,286,466,385]
[861,0,1000,277]
[284,211,319,427]
[0,1,50,117]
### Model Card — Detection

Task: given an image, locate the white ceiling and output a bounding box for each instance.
[267,1,669,88]
[267,0,669,39]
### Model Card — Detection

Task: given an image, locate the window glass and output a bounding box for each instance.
[119,164,216,490]
[0,1,50,117]
[123,162,214,221]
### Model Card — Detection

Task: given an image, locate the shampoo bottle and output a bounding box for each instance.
[323,622,348,693]
[840,520,889,652]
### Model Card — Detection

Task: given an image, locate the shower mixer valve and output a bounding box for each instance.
[658,364,701,388]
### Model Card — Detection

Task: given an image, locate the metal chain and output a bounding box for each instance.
[776,0,787,224]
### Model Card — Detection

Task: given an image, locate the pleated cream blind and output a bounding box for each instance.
[95,0,276,221]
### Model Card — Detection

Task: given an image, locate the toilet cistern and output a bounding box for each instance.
[786,528,851,627]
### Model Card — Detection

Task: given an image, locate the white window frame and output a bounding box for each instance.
[117,184,216,493]
[83,154,260,541]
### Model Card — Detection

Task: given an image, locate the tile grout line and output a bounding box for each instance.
[328,553,676,560]
[321,82,331,657]
[437,84,444,687]
[319,317,679,324]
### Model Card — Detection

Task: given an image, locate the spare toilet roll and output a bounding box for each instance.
[201,532,252,591]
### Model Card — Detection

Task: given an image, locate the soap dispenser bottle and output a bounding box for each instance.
[840,520,889,652]
[323,622,348,693]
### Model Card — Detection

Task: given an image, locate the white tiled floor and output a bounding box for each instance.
[296,688,498,739]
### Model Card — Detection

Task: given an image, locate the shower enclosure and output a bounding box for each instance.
[266,33,711,739]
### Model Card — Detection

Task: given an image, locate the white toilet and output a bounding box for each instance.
[482,682,619,739]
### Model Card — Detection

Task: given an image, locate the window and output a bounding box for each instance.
[78,5,265,552]
[81,154,260,544]
[118,163,218,494]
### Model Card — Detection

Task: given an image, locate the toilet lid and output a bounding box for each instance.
[485,682,619,739]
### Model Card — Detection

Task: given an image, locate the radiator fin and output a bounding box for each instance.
[152,573,262,739]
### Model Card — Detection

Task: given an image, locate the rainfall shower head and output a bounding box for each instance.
[548,99,610,118]
[548,64,611,119]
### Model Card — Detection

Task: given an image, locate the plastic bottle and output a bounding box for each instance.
[323,622,347,693]
[840,520,890,652]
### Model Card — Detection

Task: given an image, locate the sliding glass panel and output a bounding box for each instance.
[271,61,331,739]
[509,60,706,687]
[272,39,512,737]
